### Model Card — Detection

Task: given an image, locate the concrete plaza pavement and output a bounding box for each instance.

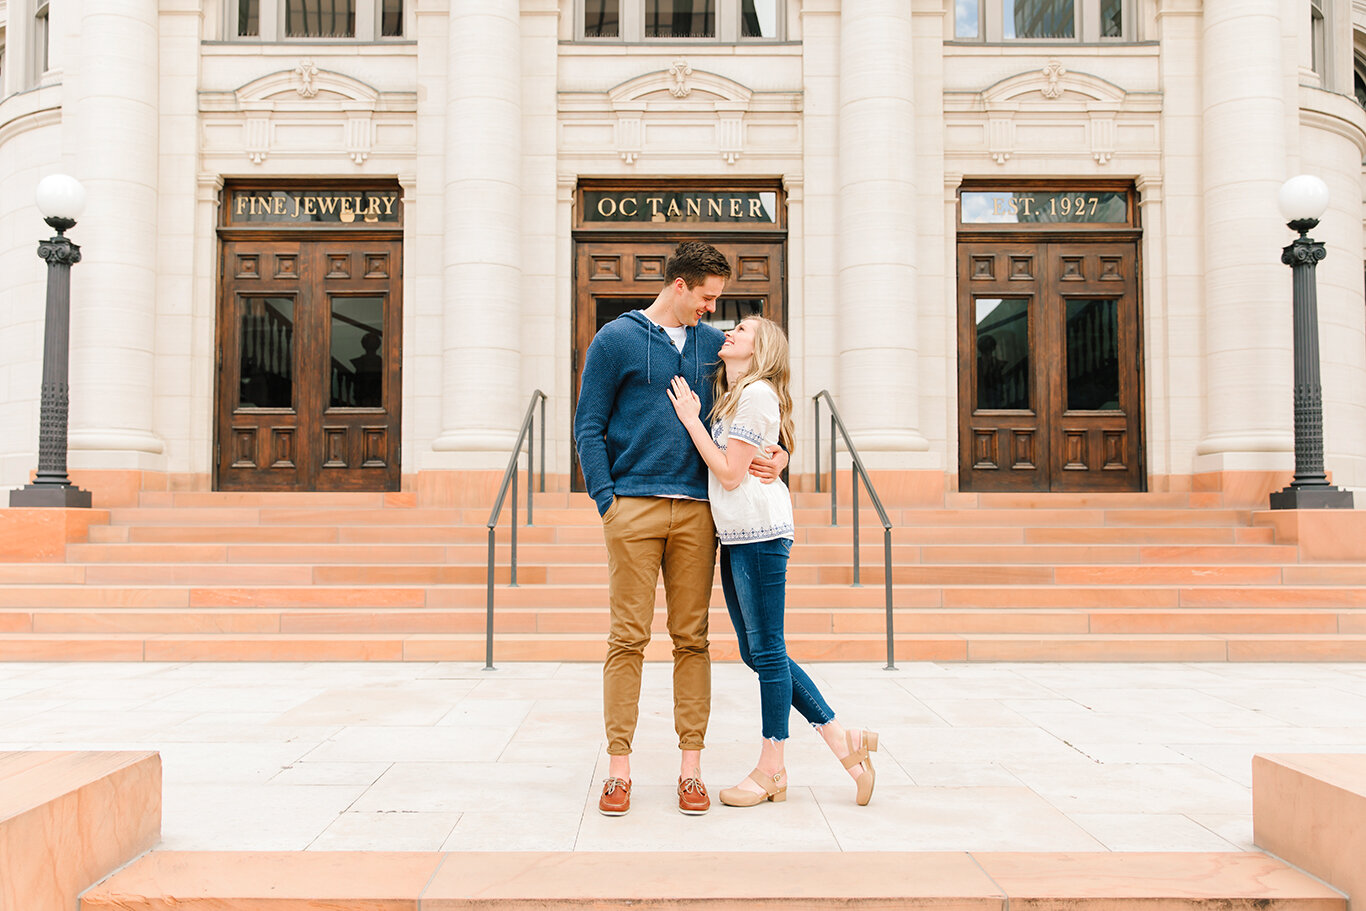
[2,660,1364,854]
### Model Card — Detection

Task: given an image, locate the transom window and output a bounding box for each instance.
[232,0,405,41]
[954,0,1130,42]
[580,0,783,42]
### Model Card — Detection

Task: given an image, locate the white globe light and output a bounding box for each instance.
[1277,174,1330,224]
[34,174,87,221]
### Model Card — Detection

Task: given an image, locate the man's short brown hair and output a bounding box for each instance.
[665,241,732,288]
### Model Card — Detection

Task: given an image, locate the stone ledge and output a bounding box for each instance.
[79,850,1341,911]
[1254,754,1366,911]
[0,508,109,562]
[0,751,161,911]
[1253,511,1366,562]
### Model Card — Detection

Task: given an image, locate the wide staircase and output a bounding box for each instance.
[1,478,1364,661]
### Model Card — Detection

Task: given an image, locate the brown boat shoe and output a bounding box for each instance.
[677,775,710,815]
[598,777,631,816]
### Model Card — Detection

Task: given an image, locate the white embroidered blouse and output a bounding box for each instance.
[708,380,795,545]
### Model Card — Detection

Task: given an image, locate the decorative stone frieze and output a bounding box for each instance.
[945,64,1160,169]
[560,68,800,168]
[201,68,417,168]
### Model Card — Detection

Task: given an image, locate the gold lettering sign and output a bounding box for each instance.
[960,190,1129,225]
[583,191,779,225]
[229,190,402,225]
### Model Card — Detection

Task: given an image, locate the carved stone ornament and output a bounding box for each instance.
[668,58,693,98]
[1041,60,1067,100]
[295,59,320,98]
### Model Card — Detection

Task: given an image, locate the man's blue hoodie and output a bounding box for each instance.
[575,310,724,516]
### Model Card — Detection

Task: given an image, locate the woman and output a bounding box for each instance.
[666,316,879,807]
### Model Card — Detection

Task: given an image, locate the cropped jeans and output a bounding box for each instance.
[719,537,835,741]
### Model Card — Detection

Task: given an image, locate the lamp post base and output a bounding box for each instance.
[1269,485,1354,510]
[9,484,92,508]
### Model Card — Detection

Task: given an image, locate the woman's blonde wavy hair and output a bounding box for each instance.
[709,316,795,454]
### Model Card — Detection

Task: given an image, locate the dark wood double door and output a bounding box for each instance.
[958,241,1142,491]
[571,240,785,490]
[216,239,402,490]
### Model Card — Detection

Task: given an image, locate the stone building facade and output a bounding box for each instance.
[1,0,1363,500]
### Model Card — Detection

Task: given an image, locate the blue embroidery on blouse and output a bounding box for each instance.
[718,522,795,544]
[728,424,765,447]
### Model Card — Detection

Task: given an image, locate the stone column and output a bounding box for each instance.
[68,0,164,461]
[1195,0,1290,466]
[432,0,523,458]
[836,0,927,455]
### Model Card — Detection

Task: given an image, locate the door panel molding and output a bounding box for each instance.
[958,240,1143,492]
[216,239,402,491]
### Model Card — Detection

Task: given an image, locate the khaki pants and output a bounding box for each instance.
[601,496,717,755]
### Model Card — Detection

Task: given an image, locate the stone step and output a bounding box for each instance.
[102,504,1259,529]
[3,631,1366,663]
[61,540,1303,567]
[87,522,1278,548]
[2,751,161,911]
[8,606,1356,637]
[4,583,1364,613]
[76,850,1343,911]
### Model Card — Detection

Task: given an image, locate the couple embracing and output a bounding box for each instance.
[574,241,879,817]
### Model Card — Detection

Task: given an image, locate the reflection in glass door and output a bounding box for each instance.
[957,241,1142,492]
[216,240,402,491]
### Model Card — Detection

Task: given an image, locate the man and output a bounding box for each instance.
[574,241,788,817]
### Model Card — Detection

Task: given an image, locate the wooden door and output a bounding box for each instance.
[958,241,1142,491]
[571,239,786,491]
[216,239,402,491]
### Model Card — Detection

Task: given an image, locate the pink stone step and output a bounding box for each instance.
[67,543,233,563]
[6,605,1352,640]
[2,751,160,911]
[82,564,313,586]
[0,587,191,608]
[1179,588,1366,608]
[1023,525,1263,545]
[1253,754,1366,908]
[129,525,343,544]
[29,610,282,634]
[189,587,427,608]
[1087,609,1341,635]
[78,850,1342,911]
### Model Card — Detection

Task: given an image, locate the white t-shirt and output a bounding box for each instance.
[708,380,795,545]
[663,324,687,353]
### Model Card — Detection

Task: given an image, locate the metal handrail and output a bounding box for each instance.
[484,390,548,670]
[811,390,896,670]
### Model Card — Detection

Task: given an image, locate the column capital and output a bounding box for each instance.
[38,236,82,266]
[1134,173,1163,201]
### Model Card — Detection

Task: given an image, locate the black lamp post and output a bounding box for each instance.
[1269,175,1353,510]
[10,174,92,509]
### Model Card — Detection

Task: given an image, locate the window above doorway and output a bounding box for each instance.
[231,0,406,42]
[578,0,785,44]
[953,0,1132,43]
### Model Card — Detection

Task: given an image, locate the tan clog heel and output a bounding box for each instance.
[718,769,787,807]
[843,730,879,806]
